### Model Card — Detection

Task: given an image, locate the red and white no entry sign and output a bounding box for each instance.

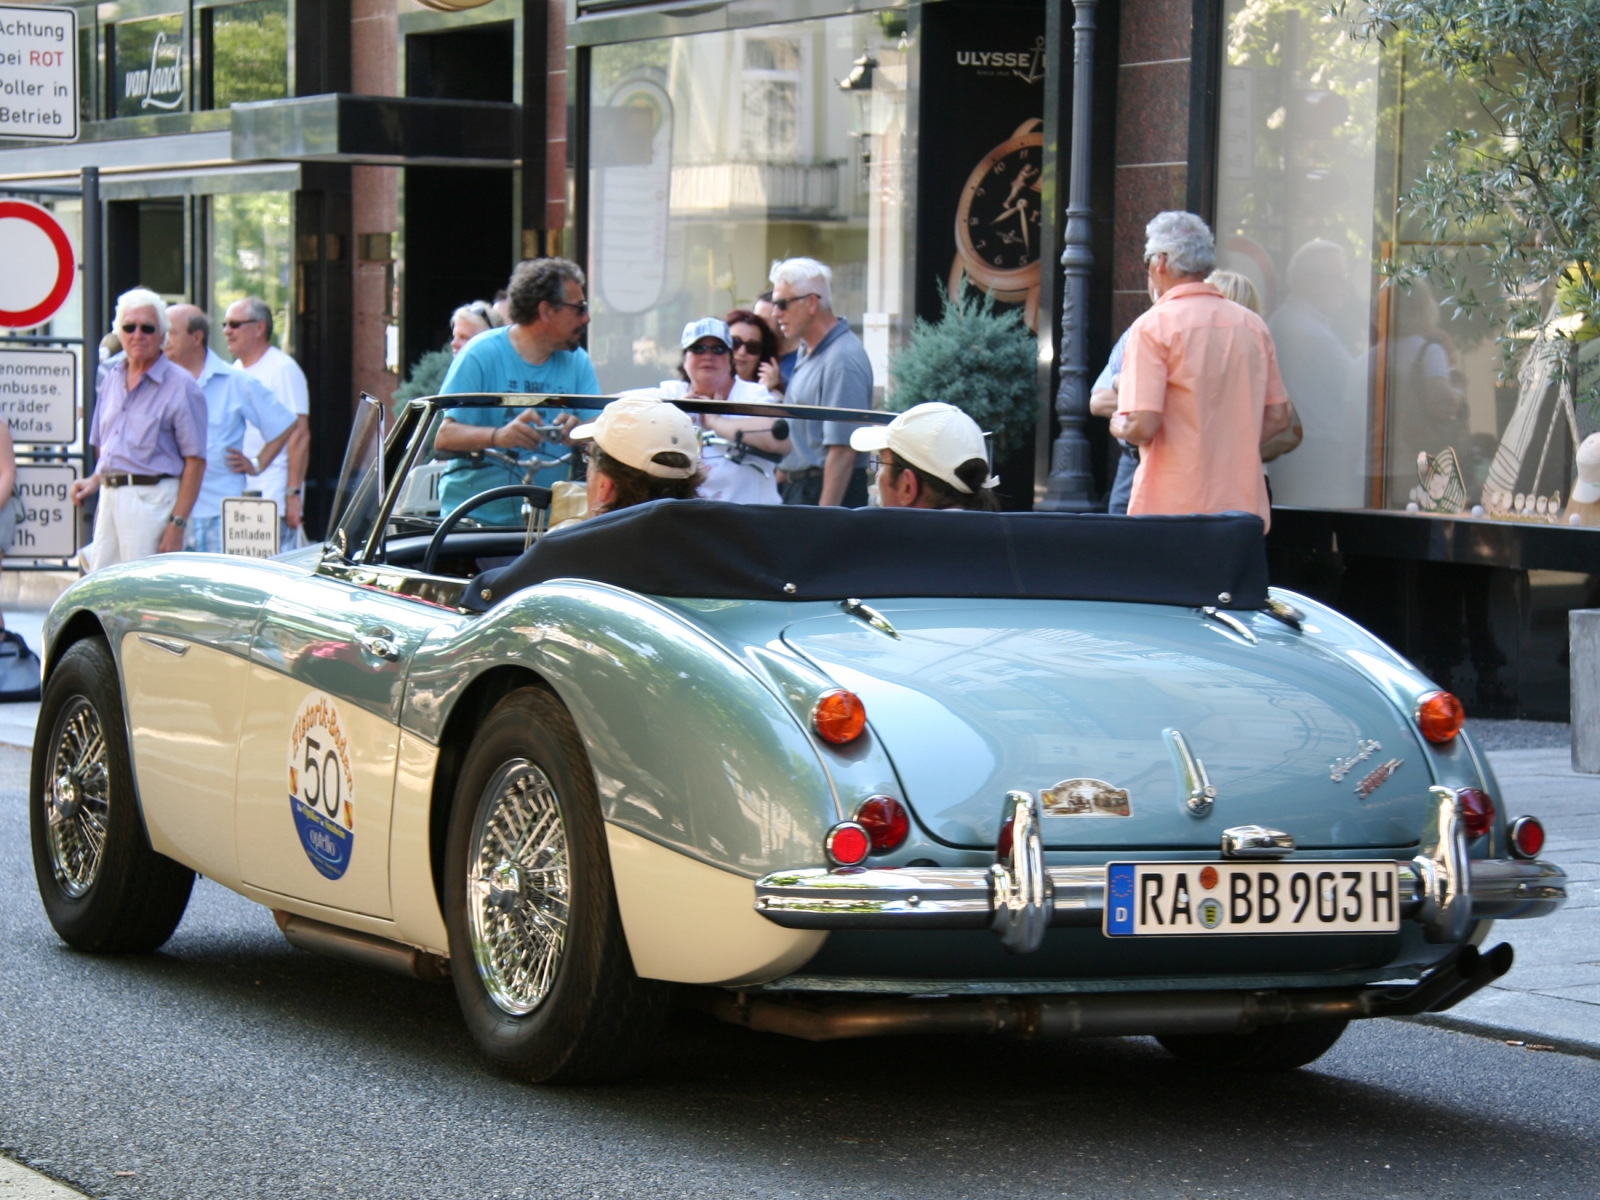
[0,198,77,329]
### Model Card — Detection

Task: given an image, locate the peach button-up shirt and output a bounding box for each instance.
[1118,281,1288,529]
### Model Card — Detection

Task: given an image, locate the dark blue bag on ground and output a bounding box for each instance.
[0,629,42,702]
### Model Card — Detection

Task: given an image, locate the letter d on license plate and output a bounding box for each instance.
[1104,861,1401,936]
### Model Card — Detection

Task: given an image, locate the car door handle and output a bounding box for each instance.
[357,633,400,661]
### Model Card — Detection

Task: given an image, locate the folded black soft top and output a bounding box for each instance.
[463,501,1268,612]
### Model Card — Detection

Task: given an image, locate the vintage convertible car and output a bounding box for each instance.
[31,393,1568,1082]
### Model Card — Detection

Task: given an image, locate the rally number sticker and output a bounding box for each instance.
[288,693,356,880]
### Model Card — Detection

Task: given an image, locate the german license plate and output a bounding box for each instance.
[1103,861,1401,936]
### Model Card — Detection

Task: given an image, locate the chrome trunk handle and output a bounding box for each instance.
[989,790,1053,954]
[1416,786,1473,944]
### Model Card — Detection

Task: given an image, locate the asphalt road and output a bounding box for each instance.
[2,745,1597,1200]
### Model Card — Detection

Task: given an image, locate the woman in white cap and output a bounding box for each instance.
[562,396,704,528]
[660,318,790,505]
[850,402,1000,511]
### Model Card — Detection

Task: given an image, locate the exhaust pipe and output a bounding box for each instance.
[274,911,450,983]
[695,943,1515,1042]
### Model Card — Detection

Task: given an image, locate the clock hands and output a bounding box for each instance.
[990,161,1041,256]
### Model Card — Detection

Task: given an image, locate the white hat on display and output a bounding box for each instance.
[1574,433,1600,503]
[569,397,701,479]
[850,402,997,494]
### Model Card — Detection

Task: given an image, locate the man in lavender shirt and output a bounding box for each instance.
[69,288,207,570]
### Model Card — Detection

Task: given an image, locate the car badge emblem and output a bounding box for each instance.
[1040,778,1131,817]
[1355,758,1403,799]
[1330,738,1382,782]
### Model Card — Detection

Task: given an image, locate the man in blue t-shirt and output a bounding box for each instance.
[435,258,603,520]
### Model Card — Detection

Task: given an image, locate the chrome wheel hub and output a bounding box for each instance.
[46,697,110,899]
[467,760,570,1016]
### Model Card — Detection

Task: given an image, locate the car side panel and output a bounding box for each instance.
[390,730,449,953]
[605,824,825,984]
[119,632,249,888]
[404,581,837,880]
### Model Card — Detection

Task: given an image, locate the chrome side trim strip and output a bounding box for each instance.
[754,857,1565,933]
[136,633,189,656]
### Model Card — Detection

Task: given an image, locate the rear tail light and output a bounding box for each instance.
[997,816,1014,859]
[824,821,872,867]
[813,689,867,744]
[854,795,909,853]
[1457,787,1495,839]
[1509,815,1546,859]
[1416,691,1465,743]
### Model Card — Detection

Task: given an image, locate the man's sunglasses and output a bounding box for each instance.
[222,318,261,329]
[729,337,765,355]
[771,293,818,311]
[120,322,157,335]
[686,341,730,356]
[549,300,590,317]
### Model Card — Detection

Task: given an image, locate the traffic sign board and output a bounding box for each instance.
[0,4,77,142]
[8,461,77,560]
[223,496,280,558]
[0,198,76,329]
[0,346,76,442]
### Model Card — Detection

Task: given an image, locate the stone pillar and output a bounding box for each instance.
[351,0,399,408]
[1571,610,1600,772]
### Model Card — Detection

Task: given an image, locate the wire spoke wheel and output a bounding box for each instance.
[467,759,571,1016]
[45,696,111,898]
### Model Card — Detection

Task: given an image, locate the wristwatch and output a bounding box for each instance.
[168,514,187,528]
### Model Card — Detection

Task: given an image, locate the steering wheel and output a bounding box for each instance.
[421,485,553,577]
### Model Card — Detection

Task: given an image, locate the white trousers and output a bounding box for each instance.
[87,478,179,572]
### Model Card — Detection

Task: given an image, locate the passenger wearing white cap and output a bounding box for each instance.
[657,318,791,505]
[567,397,704,523]
[850,403,1000,511]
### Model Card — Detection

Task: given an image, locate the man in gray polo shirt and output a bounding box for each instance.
[770,257,873,506]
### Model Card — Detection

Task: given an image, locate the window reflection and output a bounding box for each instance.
[208,0,290,109]
[210,191,292,354]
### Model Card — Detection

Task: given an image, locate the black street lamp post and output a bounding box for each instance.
[1039,0,1099,512]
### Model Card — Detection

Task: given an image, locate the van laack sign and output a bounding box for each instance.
[0,4,78,142]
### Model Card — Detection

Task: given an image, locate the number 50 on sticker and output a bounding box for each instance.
[287,693,357,880]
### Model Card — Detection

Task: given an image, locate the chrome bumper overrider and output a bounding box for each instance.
[754,791,1567,952]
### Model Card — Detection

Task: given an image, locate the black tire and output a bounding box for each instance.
[443,686,670,1083]
[1158,1017,1349,1071]
[30,637,194,953]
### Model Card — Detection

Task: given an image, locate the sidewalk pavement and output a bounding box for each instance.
[0,627,1592,1053]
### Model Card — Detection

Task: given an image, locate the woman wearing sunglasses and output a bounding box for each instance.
[660,318,791,505]
[723,309,780,386]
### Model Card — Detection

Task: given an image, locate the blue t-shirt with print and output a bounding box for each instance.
[436,328,603,519]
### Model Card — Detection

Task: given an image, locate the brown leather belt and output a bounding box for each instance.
[102,473,170,487]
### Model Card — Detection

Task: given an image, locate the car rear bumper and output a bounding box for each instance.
[754,856,1567,931]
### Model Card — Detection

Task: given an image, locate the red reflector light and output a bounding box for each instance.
[855,795,910,853]
[813,689,867,744]
[825,821,872,867]
[1510,815,1545,859]
[1457,787,1495,839]
[996,817,1014,859]
[1416,691,1465,743]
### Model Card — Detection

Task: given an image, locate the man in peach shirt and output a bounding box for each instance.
[1111,211,1291,529]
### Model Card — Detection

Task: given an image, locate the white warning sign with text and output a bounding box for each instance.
[8,461,77,559]
[0,4,78,142]
[0,347,76,443]
[223,496,279,558]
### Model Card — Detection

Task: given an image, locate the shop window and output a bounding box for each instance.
[211,191,293,356]
[204,0,290,109]
[588,15,909,392]
[109,12,186,118]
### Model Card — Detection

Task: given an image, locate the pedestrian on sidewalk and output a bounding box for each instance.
[164,305,297,553]
[769,258,874,507]
[1111,212,1292,529]
[69,288,207,569]
[223,296,310,548]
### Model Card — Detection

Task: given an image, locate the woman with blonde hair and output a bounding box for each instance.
[1207,269,1303,465]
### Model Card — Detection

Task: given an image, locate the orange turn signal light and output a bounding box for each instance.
[1416,691,1465,743]
[813,689,867,744]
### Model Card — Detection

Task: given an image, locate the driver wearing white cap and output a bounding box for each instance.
[850,403,1000,511]
[565,397,704,526]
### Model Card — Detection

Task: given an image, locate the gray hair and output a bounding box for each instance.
[507,258,586,325]
[234,295,274,341]
[114,287,170,337]
[184,308,211,344]
[451,300,501,331]
[768,257,833,310]
[1144,211,1216,277]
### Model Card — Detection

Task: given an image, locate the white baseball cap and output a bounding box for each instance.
[569,397,701,479]
[850,402,997,494]
[1574,433,1600,503]
[680,318,732,350]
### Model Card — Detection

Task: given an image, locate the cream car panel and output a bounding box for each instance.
[238,884,405,943]
[390,731,449,954]
[606,824,825,985]
[235,664,398,918]
[120,632,248,887]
